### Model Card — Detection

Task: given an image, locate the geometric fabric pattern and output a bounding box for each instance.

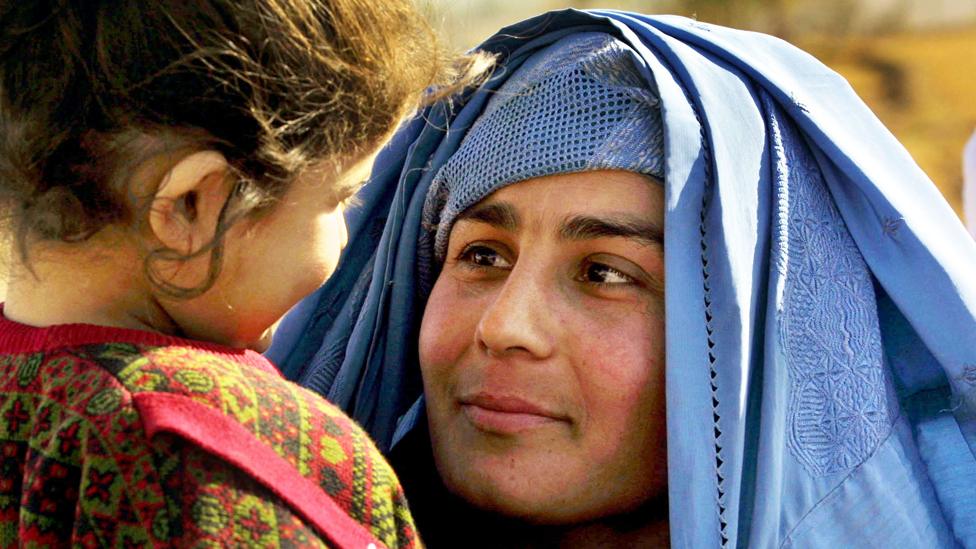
[0,325,417,548]
[773,109,893,477]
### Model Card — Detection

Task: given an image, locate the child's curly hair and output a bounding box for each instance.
[0,0,489,296]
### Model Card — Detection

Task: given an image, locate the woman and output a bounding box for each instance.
[270,10,976,547]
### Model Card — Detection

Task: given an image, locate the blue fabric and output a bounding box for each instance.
[424,32,665,263]
[268,10,976,548]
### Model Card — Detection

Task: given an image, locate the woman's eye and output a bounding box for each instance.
[581,262,634,285]
[458,245,512,269]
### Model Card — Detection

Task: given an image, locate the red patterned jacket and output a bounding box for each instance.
[0,313,418,548]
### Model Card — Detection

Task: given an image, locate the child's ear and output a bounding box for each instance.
[149,150,233,255]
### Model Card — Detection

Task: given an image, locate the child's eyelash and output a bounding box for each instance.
[340,193,361,209]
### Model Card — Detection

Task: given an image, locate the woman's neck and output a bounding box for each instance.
[440,495,669,549]
[542,512,670,549]
[508,496,669,549]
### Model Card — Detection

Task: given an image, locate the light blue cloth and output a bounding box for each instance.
[269,10,976,548]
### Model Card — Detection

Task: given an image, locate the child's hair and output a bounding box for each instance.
[0,0,488,296]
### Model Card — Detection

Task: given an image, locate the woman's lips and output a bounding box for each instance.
[459,394,566,434]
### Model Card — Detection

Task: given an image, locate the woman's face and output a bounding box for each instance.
[419,170,667,524]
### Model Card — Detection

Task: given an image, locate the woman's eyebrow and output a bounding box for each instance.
[559,214,664,246]
[456,201,520,231]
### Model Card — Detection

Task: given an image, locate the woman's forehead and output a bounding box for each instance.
[486,170,663,214]
[457,170,665,241]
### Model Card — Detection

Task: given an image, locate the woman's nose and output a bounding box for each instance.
[475,264,555,359]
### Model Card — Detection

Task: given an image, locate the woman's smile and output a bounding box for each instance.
[459,393,569,434]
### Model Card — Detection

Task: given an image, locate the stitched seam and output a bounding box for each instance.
[693,101,728,547]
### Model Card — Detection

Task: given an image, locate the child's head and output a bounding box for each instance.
[0,0,481,348]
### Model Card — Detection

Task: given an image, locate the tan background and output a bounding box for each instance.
[430,0,976,218]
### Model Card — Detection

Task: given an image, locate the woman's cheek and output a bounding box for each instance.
[419,276,479,372]
[571,307,664,402]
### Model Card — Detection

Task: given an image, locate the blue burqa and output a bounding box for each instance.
[269,10,976,548]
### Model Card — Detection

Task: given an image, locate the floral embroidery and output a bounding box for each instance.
[773,106,892,477]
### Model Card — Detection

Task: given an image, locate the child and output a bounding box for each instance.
[0,1,482,546]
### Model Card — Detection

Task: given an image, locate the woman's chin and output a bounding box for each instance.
[453,483,596,526]
[450,470,665,530]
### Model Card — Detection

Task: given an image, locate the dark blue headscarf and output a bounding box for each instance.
[269,10,976,547]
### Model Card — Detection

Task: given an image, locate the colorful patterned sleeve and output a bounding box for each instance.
[0,341,419,548]
[113,344,421,549]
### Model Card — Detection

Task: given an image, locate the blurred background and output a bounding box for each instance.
[430,0,976,218]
